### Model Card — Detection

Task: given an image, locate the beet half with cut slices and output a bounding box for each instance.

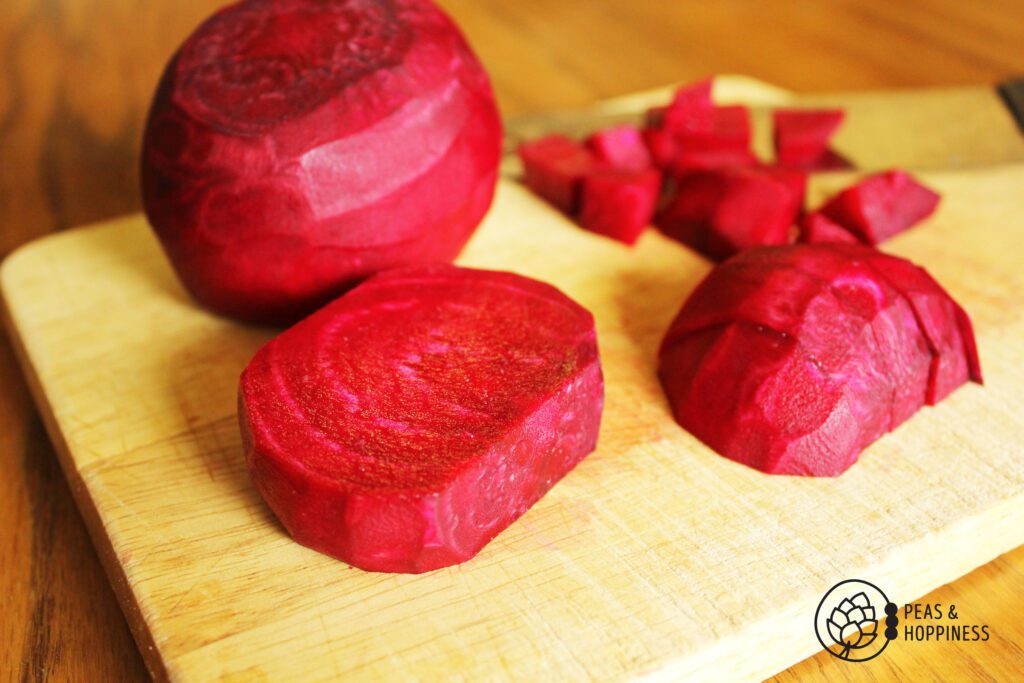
[659,244,981,477]
[239,265,604,573]
[142,0,502,324]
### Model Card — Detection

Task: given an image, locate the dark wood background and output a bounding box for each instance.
[2,1,1022,680]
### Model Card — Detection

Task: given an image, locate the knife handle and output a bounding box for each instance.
[997,78,1024,134]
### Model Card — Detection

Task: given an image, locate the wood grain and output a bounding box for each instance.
[1,1,1024,681]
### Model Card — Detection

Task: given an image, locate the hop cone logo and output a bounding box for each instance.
[826,592,877,658]
[814,579,898,663]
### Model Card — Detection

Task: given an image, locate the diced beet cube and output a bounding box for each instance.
[762,166,808,218]
[666,105,756,173]
[658,244,981,477]
[586,125,653,171]
[519,135,602,213]
[579,168,662,245]
[800,211,861,244]
[819,170,941,244]
[655,167,802,260]
[643,126,679,167]
[663,78,715,133]
[773,108,846,166]
[795,148,855,172]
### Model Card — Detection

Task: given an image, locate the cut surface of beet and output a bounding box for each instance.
[586,125,653,171]
[142,0,503,325]
[773,108,846,166]
[240,265,604,573]
[519,134,603,214]
[579,168,662,245]
[819,170,941,244]
[656,167,803,260]
[658,244,981,477]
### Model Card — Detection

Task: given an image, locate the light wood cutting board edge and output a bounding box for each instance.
[0,269,169,682]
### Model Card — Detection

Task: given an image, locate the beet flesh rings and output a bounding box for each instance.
[239,266,604,572]
[659,245,981,476]
[142,0,502,324]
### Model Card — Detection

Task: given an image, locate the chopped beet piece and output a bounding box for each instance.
[579,168,662,245]
[644,99,755,174]
[643,126,679,167]
[667,105,755,173]
[800,211,861,244]
[773,108,845,166]
[819,170,941,244]
[519,135,603,213]
[763,166,808,218]
[656,167,802,260]
[586,125,653,171]
[240,265,604,573]
[658,244,981,477]
[663,79,715,133]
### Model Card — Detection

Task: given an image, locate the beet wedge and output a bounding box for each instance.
[659,244,981,477]
[240,266,604,573]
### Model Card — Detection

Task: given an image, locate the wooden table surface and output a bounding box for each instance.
[1,1,1022,680]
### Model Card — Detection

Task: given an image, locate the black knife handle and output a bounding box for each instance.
[997,78,1024,133]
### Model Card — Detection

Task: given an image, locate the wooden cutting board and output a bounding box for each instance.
[3,77,1024,682]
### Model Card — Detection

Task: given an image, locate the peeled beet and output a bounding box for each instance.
[141,0,503,324]
[819,170,941,244]
[578,168,662,245]
[656,167,805,260]
[239,265,604,573]
[773,108,845,166]
[519,135,603,213]
[659,244,981,476]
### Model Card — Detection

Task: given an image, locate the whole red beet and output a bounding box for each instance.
[141,0,502,324]
[239,265,604,573]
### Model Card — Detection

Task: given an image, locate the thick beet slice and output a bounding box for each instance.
[586,125,653,172]
[239,266,604,573]
[141,0,503,325]
[819,170,941,244]
[578,168,661,245]
[519,135,603,213]
[773,108,845,166]
[656,167,803,260]
[658,244,981,476]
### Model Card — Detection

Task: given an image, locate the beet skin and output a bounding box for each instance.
[659,244,981,476]
[239,266,604,573]
[142,0,502,324]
